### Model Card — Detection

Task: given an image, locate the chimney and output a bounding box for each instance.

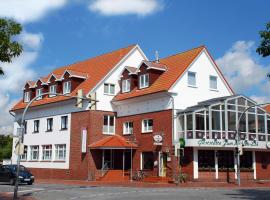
[155,50,159,63]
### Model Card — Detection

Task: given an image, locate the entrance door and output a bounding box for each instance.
[103,149,114,169]
[159,152,167,177]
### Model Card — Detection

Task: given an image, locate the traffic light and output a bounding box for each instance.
[77,89,83,108]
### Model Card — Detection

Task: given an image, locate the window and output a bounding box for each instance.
[20,146,28,160]
[104,83,115,95]
[217,150,234,169]
[139,74,149,89]
[142,119,153,133]
[188,71,196,87]
[123,122,133,135]
[33,120,39,133]
[142,152,154,170]
[210,75,217,90]
[24,121,27,134]
[63,81,71,94]
[240,151,253,169]
[122,79,130,93]
[42,145,52,160]
[30,146,39,160]
[24,91,30,102]
[61,116,68,130]
[49,85,57,97]
[103,115,115,134]
[47,118,53,131]
[198,150,215,170]
[55,144,66,160]
[36,88,42,100]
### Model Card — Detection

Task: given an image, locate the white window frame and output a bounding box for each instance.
[63,81,71,94]
[187,71,197,87]
[49,85,57,97]
[139,74,149,89]
[30,145,39,161]
[122,79,131,93]
[36,88,43,100]
[47,118,53,131]
[123,122,133,135]
[61,116,68,130]
[20,146,28,161]
[34,120,39,133]
[55,144,66,161]
[104,83,115,95]
[103,115,115,135]
[24,91,30,103]
[142,119,153,133]
[209,75,218,90]
[42,145,52,160]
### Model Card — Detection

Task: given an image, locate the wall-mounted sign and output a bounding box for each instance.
[266,142,270,149]
[81,128,87,153]
[153,134,163,145]
[197,139,259,147]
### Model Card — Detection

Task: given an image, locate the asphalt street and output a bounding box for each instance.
[1,183,270,200]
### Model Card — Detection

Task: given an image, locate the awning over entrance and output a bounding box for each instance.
[89,135,138,149]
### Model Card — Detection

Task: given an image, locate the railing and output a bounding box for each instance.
[101,163,109,177]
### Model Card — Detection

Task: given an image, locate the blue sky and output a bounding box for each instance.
[0,0,269,133]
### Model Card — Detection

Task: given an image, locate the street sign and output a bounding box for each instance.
[14,139,24,155]
[153,134,163,145]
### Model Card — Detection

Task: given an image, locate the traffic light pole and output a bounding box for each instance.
[235,102,270,187]
[13,91,97,199]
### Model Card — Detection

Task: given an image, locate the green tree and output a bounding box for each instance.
[0,135,13,161]
[0,18,23,75]
[257,22,270,57]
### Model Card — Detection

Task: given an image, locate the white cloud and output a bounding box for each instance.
[0,32,42,135]
[89,0,163,16]
[0,0,67,23]
[216,41,268,93]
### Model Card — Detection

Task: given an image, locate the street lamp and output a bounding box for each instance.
[13,91,97,199]
[235,102,270,186]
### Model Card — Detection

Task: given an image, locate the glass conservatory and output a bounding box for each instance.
[177,95,270,149]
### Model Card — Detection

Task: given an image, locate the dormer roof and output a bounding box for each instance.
[141,60,167,71]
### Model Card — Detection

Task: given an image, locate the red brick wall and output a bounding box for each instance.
[116,109,174,178]
[181,147,193,180]
[256,151,270,180]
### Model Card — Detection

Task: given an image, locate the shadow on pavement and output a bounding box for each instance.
[225,189,270,200]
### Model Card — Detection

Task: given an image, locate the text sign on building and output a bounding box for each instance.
[153,134,163,145]
[81,128,87,153]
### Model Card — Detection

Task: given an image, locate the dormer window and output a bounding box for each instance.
[36,88,42,100]
[49,85,57,97]
[63,81,71,94]
[24,91,30,103]
[122,79,130,93]
[139,74,149,89]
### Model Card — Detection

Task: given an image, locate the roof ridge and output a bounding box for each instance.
[160,45,205,61]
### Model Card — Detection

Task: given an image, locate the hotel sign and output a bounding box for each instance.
[197,139,259,147]
[153,134,163,145]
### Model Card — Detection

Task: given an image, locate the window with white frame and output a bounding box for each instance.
[188,71,196,87]
[30,145,39,160]
[47,118,53,131]
[139,74,149,89]
[104,83,115,95]
[20,146,28,160]
[36,88,42,100]
[142,119,153,133]
[63,81,71,94]
[209,75,217,90]
[103,115,115,134]
[42,145,52,160]
[55,144,66,160]
[61,116,68,130]
[33,120,39,133]
[123,122,133,135]
[24,91,30,102]
[49,85,57,97]
[122,79,130,93]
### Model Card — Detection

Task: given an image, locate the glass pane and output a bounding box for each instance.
[196,114,204,130]
[187,114,193,130]
[238,97,246,106]
[188,72,196,86]
[109,116,114,126]
[228,111,236,131]
[110,85,115,94]
[258,115,265,133]
[238,113,246,132]
[104,84,109,94]
[212,111,220,130]
[103,116,108,125]
[210,76,217,89]
[248,114,256,133]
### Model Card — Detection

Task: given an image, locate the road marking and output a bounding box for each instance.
[6,188,44,194]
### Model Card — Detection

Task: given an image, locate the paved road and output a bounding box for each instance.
[1,183,270,200]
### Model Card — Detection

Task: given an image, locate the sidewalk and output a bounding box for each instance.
[36,179,270,189]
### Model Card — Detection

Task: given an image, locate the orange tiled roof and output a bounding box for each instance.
[11,44,136,111]
[89,135,138,149]
[264,105,270,113]
[113,46,205,101]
